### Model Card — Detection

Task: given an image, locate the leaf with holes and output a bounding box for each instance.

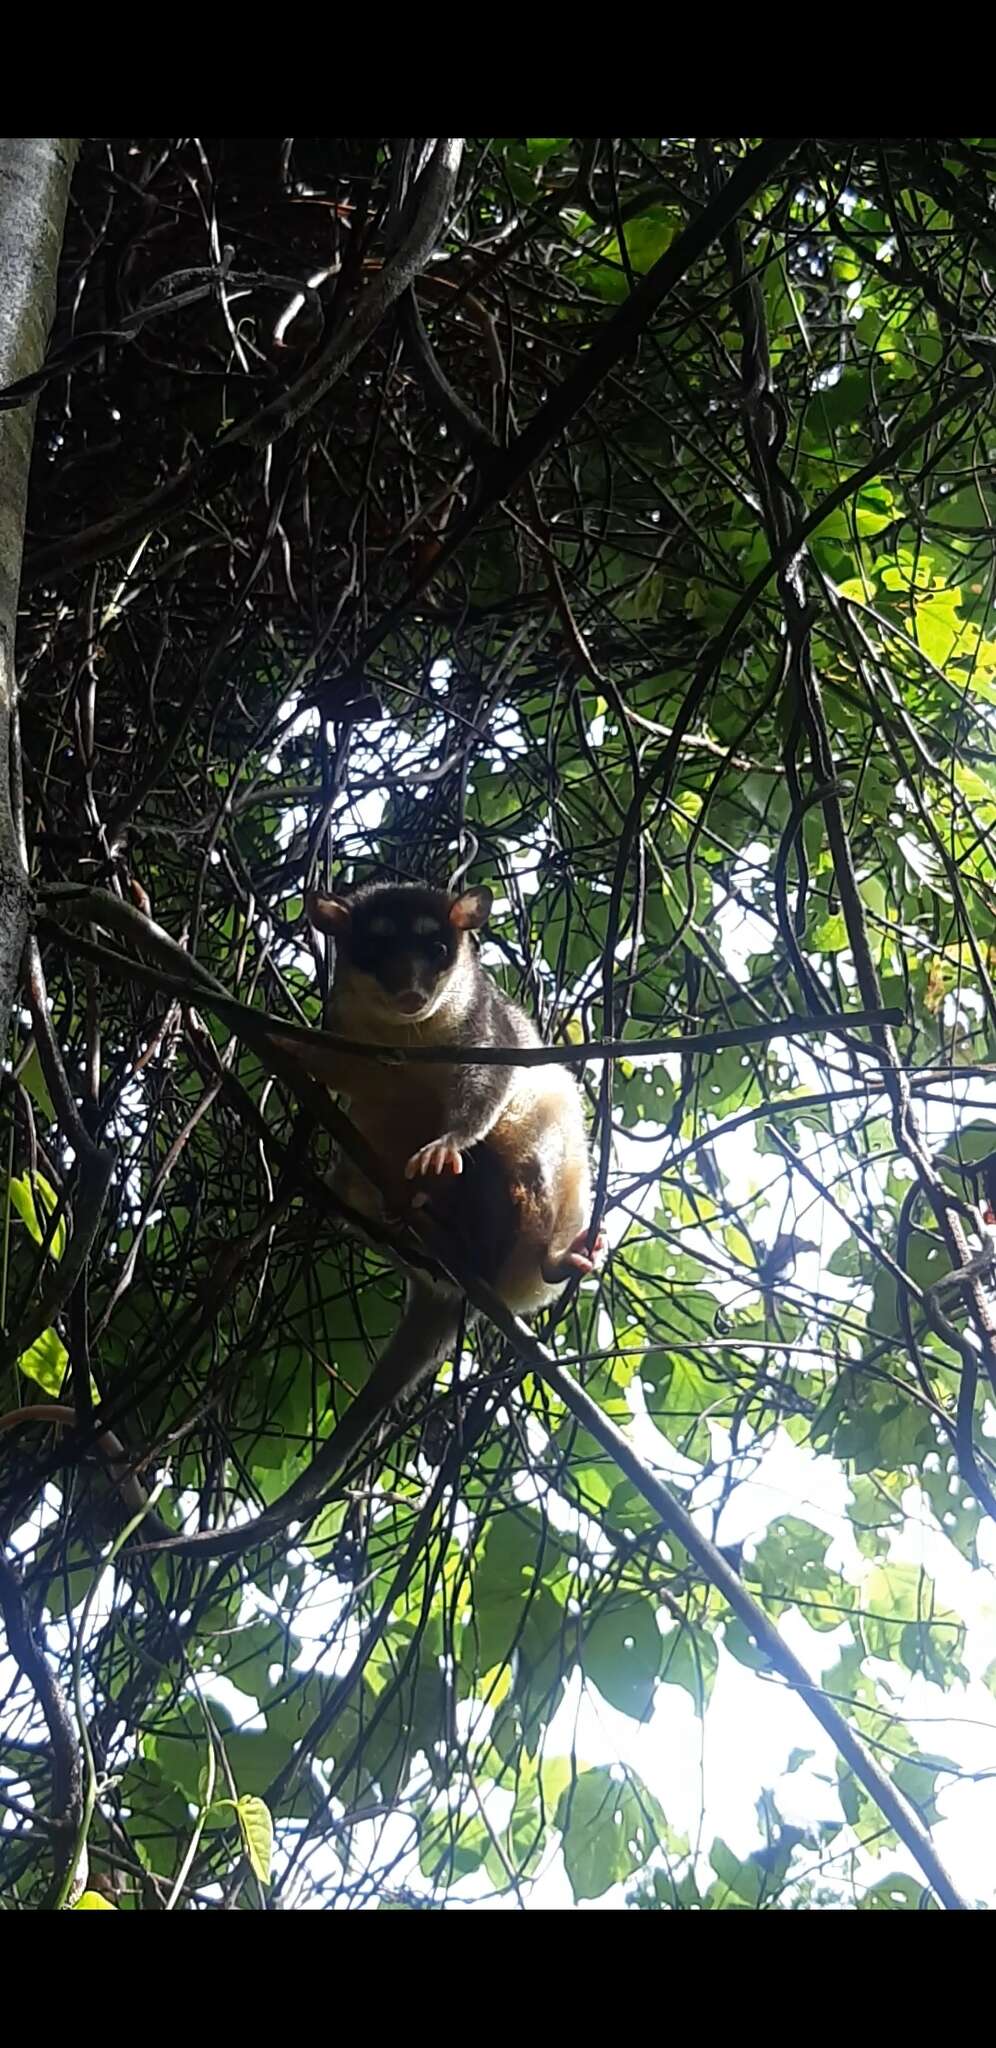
[581,1596,662,1721]
[557,1766,665,1902]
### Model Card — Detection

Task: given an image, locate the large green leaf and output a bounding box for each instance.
[557,1767,665,1902]
[580,1595,663,1720]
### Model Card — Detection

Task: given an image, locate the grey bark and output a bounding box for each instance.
[0,138,78,1048]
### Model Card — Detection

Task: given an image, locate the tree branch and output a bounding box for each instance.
[0,139,77,1051]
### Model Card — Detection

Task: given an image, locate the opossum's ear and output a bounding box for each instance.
[306,891,352,938]
[449,886,493,931]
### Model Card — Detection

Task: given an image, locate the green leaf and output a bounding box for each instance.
[557,1766,664,1901]
[826,1237,865,1278]
[34,1172,67,1259]
[19,1047,56,1125]
[803,368,871,436]
[420,1815,490,1884]
[17,1326,69,1396]
[812,1372,936,1473]
[747,1518,853,1628]
[658,1622,719,1710]
[581,1597,662,1721]
[236,1794,273,1885]
[811,913,849,954]
[858,1873,939,1911]
[465,1515,560,1679]
[640,1350,714,1463]
[8,1170,66,1258]
[812,487,894,540]
[572,206,679,303]
[9,1173,46,1249]
[710,1837,766,1907]
[42,1549,93,1621]
[722,1617,771,1673]
[937,1120,996,1195]
[863,1563,966,1681]
[890,1750,957,1829]
[525,138,570,165]
[483,1769,553,1889]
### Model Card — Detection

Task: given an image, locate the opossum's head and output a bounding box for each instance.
[308,880,492,1023]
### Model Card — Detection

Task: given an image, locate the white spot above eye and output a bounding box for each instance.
[413,916,444,938]
[367,917,397,938]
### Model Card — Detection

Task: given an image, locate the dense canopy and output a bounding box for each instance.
[2,137,996,1911]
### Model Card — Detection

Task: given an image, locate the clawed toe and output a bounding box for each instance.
[542,1227,607,1286]
[405,1136,464,1181]
[566,1228,607,1265]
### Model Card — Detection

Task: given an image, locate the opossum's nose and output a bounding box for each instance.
[396,990,425,1015]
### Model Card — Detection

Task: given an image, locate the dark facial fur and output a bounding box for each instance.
[311,882,491,1021]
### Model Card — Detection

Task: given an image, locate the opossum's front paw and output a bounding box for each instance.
[542,1228,607,1283]
[405,1134,463,1181]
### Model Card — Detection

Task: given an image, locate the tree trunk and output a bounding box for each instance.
[0,138,77,1049]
